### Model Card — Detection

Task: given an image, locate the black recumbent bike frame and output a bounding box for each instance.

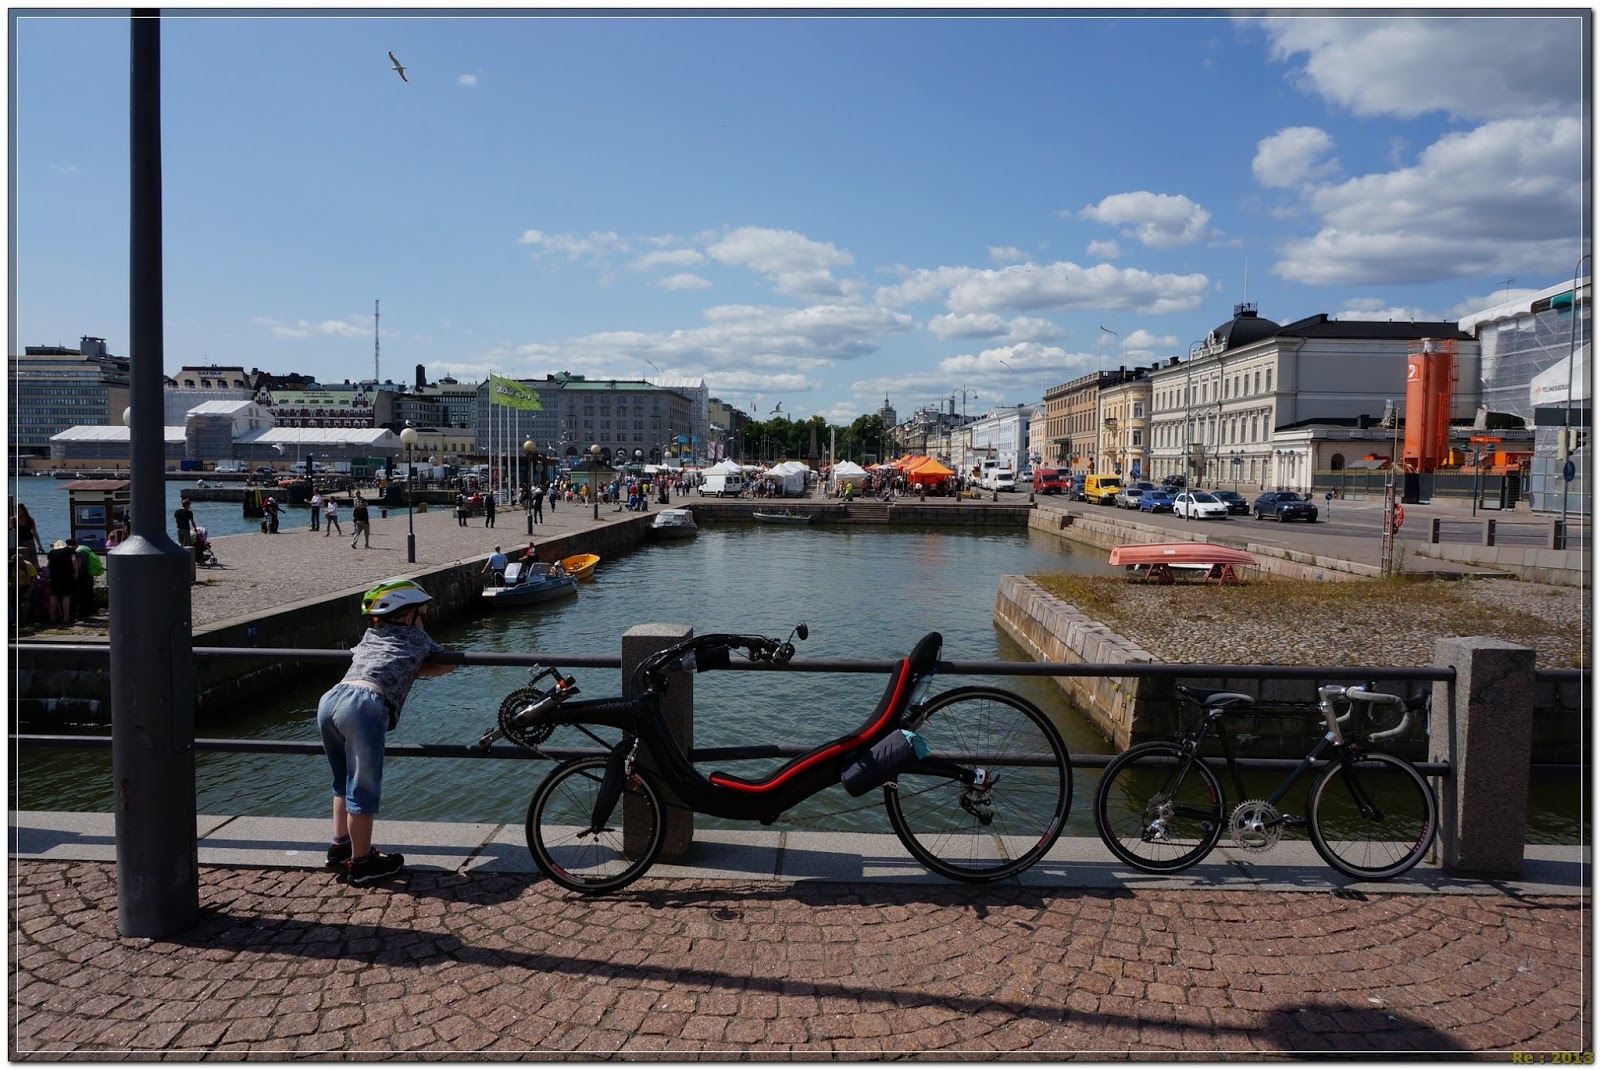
[475,626,1074,893]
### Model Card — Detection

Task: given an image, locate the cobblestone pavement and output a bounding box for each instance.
[10,860,1590,1058]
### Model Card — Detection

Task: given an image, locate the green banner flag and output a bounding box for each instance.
[491,374,543,411]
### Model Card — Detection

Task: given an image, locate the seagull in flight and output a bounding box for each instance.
[388,51,408,82]
[769,402,783,415]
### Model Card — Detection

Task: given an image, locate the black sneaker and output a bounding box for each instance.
[346,850,405,885]
[325,840,352,869]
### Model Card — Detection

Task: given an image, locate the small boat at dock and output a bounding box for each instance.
[752,509,817,525]
[559,553,600,580]
[649,508,699,539]
[481,561,579,606]
[1108,542,1257,584]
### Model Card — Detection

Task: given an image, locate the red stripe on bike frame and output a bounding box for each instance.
[708,658,911,795]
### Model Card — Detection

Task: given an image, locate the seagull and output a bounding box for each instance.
[769,402,783,414]
[388,51,408,82]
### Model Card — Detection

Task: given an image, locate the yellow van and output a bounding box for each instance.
[1083,474,1123,505]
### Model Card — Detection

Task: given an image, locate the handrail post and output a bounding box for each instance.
[1431,637,1535,876]
[622,624,695,861]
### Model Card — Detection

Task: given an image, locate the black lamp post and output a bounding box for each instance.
[523,438,536,534]
[590,444,602,521]
[399,424,418,563]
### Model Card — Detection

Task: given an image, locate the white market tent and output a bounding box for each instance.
[830,461,869,489]
[762,460,809,497]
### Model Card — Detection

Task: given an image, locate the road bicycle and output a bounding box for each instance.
[1093,681,1437,881]
[474,626,1074,893]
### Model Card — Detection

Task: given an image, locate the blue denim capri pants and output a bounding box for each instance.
[318,682,390,815]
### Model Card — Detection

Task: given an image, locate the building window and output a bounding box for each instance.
[1266,369,1273,392]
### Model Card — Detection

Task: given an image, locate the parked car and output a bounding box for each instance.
[1210,490,1250,515]
[1172,490,1230,520]
[254,466,277,476]
[1253,491,1319,522]
[1161,473,1188,489]
[1067,474,1087,501]
[1137,489,1176,513]
[1115,481,1157,509]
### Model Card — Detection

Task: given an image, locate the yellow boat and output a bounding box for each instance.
[560,553,600,581]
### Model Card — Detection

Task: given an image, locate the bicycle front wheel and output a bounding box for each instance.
[1094,742,1225,872]
[1307,751,1437,881]
[885,687,1072,882]
[526,757,666,894]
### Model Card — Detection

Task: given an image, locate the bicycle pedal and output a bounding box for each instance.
[1282,815,1307,828]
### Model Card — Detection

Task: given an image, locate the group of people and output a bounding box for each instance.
[256,493,373,547]
[10,503,103,627]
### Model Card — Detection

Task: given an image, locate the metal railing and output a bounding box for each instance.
[11,642,1589,778]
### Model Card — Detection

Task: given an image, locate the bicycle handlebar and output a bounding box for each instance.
[1321,682,1428,742]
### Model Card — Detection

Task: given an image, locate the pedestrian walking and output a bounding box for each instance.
[310,491,322,532]
[324,497,343,536]
[317,579,455,885]
[173,498,195,547]
[531,485,544,523]
[485,492,496,528]
[456,492,469,527]
[350,495,371,549]
[265,497,281,534]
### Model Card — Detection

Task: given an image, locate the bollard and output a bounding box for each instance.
[621,623,694,861]
[1550,519,1567,550]
[1428,517,1441,544]
[1430,636,1536,876]
[1482,518,1496,546]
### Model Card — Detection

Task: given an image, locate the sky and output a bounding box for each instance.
[8,6,1589,428]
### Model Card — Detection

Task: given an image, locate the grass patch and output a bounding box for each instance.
[1030,571,1586,668]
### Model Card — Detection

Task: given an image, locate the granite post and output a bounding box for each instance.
[1430,636,1536,876]
[622,623,694,861]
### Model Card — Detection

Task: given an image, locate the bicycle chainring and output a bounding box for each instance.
[1229,800,1280,851]
[497,687,555,750]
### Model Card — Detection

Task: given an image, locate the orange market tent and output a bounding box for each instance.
[907,458,955,484]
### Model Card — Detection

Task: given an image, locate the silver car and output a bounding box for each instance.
[1172,491,1230,520]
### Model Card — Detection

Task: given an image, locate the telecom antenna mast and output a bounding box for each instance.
[373,299,381,383]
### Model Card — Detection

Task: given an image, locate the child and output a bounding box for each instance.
[317,579,455,885]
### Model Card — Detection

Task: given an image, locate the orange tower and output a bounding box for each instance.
[1402,338,1456,472]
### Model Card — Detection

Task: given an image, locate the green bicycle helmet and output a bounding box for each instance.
[361,579,433,618]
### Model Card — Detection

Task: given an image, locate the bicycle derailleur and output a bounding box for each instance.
[1229,799,1281,851]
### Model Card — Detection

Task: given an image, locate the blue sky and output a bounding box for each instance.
[10,8,1587,427]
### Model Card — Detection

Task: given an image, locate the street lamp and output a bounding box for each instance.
[589,444,602,521]
[399,423,418,563]
[523,438,536,534]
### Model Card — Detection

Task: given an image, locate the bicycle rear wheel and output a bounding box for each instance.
[885,686,1072,882]
[526,757,666,894]
[1307,751,1437,880]
[1094,742,1225,872]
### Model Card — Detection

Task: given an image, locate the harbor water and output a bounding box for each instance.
[15,524,1128,839]
[9,474,322,543]
[13,504,1584,845]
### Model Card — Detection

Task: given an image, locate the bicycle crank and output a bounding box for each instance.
[1229,800,1282,851]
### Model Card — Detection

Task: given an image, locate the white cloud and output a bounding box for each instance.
[706,226,854,299]
[944,261,1211,317]
[1273,116,1583,285]
[518,229,629,261]
[458,74,478,88]
[1086,239,1120,259]
[926,313,1066,343]
[1080,192,1217,248]
[256,316,367,340]
[656,273,712,291]
[1260,16,1582,122]
[988,245,1028,263]
[1253,127,1340,188]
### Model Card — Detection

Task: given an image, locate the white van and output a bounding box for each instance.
[980,469,1017,492]
[699,471,745,497]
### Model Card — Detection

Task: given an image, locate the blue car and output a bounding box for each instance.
[1138,489,1175,513]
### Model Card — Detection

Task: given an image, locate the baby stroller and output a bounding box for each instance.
[192,526,220,568]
